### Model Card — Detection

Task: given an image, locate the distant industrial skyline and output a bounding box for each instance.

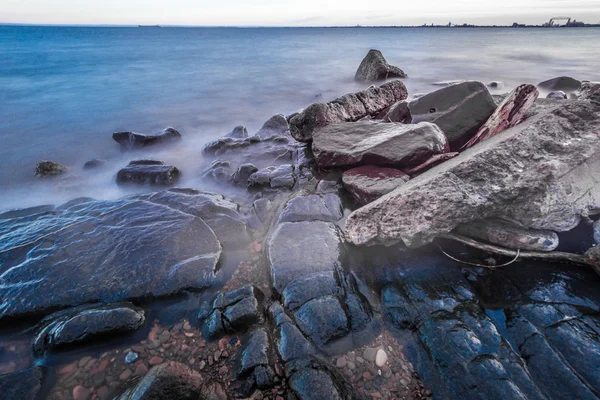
[2,0,600,26]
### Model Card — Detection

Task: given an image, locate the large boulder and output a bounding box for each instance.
[289,80,408,142]
[33,303,145,354]
[346,101,600,248]
[0,191,235,320]
[35,160,68,178]
[408,81,497,150]
[537,76,581,93]
[0,366,45,400]
[355,49,407,82]
[342,165,409,205]
[112,127,181,150]
[116,161,180,186]
[312,121,447,168]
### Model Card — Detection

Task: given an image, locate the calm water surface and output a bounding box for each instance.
[1,26,599,210]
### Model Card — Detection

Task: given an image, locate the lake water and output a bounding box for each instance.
[1,25,599,210]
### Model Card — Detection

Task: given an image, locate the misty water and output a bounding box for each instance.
[1,25,600,210]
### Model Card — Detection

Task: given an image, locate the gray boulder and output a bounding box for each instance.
[0,190,230,320]
[547,91,567,99]
[455,219,560,251]
[33,303,145,354]
[355,49,407,82]
[116,161,180,186]
[231,163,258,185]
[346,101,600,248]
[256,114,290,138]
[538,76,581,93]
[289,80,408,142]
[224,125,248,139]
[408,81,497,150]
[312,121,447,168]
[342,165,409,205]
[35,160,68,178]
[112,127,181,151]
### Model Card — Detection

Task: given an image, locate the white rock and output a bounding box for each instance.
[375,349,388,367]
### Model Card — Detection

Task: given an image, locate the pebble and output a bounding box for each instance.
[214,350,222,360]
[198,361,206,370]
[119,368,132,381]
[78,356,92,368]
[363,347,379,363]
[356,356,365,364]
[149,356,163,366]
[158,331,171,342]
[125,351,139,364]
[375,349,388,367]
[336,356,347,368]
[97,386,109,400]
[347,361,356,370]
[72,385,90,400]
[183,321,191,330]
[134,363,148,376]
[58,363,78,375]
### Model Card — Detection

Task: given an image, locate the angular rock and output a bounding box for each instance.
[235,329,270,377]
[294,296,349,346]
[248,164,296,190]
[342,165,409,205]
[0,366,45,400]
[380,100,410,123]
[575,81,600,100]
[346,102,600,248]
[312,121,447,168]
[116,161,180,186]
[204,286,264,338]
[203,136,261,156]
[256,114,290,138]
[115,361,206,400]
[223,296,263,330]
[279,193,343,223]
[35,160,68,178]
[201,160,233,183]
[547,91,567,99]
[0,194,223,320]
[224,125,248,139]
[231,163,258,185]
[462,84,539,149]
[355,49,407,82]
[408,81,497,150]
[290,80,408,142]
[402,152,459,177]
[112,127,181,151]
[538,76,581,93]
[282,272,340,311]
[286,357,358,400]
[34,303,145,354]
[455,219,560,251]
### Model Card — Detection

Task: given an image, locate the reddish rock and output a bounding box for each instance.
[72,385,91,400]
[149,356,163,366]
[342,166,409,205]
[462,84,539,149]
[403,152,459,176]
[132,345,145,353]
[96,386,109,400]
[134,363,149,376]
[90,359,109,375]
[336,356,348,368]
[119,368,132,381]
[58,362,77,375]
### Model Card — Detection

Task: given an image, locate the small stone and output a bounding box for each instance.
[119,369,132,381]
[183,321,191,330]
[347,361,356,370]
[336,356,348,368]
[371,392,383,399]
[72,386,91,400]
[125,351,139,364]
[214,350,222,360]
[147,339,161,349]
[96,386,109,400]
[79,356,92,368]
[198,361,206,370]
[133,363,148,376]
[357,356,365,364]
[208,356,214,366]
[363,347,379,363]
[375,349,388,367]
[149,356,163,366]
[363,372,371,380]
[132,345,145,353]
[59,363,78,375]
[158,331,171,342]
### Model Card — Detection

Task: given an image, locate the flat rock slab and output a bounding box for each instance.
[34,303,145,354]
[0,194,225,320]
[408,81,497,150]
[278,193,344,223]
[312,121,447,168]
[346,102,600,248]
[112,127,181,150]
[355,49,407,82]
[342,165,409,205]
[116,162,180,186]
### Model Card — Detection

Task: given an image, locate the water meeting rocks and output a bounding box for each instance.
[0,189,250,320]
[289,80,408,142]
[35,160,69,178]
[537,76,581,93]
[312,121,447,168]
[33,303,145,354]
[0,366,46,400]
[408,81,497,150]
[342,165,409,205]
[112,127,181,150]
[116,160,180,186]
[355,49,407,82]
[346,102,600,248]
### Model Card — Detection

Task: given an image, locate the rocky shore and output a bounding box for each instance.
[1,50,600,400]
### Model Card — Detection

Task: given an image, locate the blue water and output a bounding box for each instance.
[1,25,599,210]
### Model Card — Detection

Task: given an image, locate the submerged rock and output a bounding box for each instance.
[455,219,560,251]
[0,366,45,400]
[112,127,181,151]
[312,121,447,168]
[0,190,232,320]
[355,49,407,82]
[33,303,145,354]
[35,160,68,178]
[116,161,180,186]
[346,101,600,248]
[83,158,107,169]
[342,165,409,205]
[538,76,581,93]
[408,81,497,150]
[289,80,408,142]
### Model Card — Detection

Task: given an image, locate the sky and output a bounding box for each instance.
[2,0,599,26]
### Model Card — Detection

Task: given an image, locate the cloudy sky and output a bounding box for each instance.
[2,0,599,26]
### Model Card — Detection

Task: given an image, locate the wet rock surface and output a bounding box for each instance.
[34,303,145,354]
[0,189,254,320]
[342,166,409,205]
[347,101,600,248]
[355,49,407,82]
[116,161,180,186]
[312,121,447,168]
[203,286,265,339]
[112,127,181,150]
[0,366,45,400]
[408,81,497,150]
